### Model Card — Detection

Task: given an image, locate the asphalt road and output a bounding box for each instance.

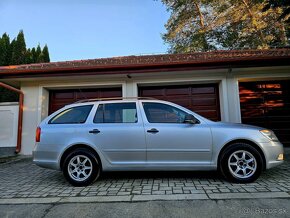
[1,198,289,218]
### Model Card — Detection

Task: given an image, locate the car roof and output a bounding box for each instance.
[74,97,155,104]
[66,97,158,107]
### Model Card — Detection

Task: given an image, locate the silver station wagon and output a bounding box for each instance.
[33,98,284,186]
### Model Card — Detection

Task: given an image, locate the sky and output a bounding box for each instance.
[0,0,170,62]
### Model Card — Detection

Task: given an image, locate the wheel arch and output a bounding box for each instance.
[59,144,102,171]
[217,139,266,171]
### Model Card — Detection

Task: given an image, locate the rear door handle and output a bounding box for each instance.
[147,128,159,133]
[89,129,101,134]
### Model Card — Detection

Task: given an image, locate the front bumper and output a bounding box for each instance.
[259,140,284,169]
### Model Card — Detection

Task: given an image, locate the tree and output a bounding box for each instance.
[0,33,11,66]
[25,48,32,64]
[0,30,51,102]
[31,47,37,63]
[42,44,50,62]
[35,44,42,63]
[11,30,26,65]
[0,30,51,66]
[161,0,289,52]
[162,0,217,52]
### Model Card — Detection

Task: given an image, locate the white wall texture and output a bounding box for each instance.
[0,103,19,148]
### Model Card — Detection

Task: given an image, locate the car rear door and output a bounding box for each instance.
[88,101,147,165]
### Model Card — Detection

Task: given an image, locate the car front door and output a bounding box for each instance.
[88,102,146,165]
[140,101,212,166]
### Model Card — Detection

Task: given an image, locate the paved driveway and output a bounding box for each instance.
[0,152,290,203]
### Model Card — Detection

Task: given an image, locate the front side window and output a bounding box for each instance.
[94,103,137,123]
[143,102,187,123]
[49,105,93,124]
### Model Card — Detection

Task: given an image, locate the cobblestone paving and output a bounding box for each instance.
[0,156,289,199]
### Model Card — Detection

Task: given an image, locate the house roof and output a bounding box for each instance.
[0,49,289,78]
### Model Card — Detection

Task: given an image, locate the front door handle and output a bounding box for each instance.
[147,128,159,133]
[89,129,101,134]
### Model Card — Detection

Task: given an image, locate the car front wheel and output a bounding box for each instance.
[219,143,264,183]
[63,148,100,186]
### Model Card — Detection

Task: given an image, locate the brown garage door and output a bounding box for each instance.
[139,84,221,121]
[239,80,290,146]
[49,87,122,114]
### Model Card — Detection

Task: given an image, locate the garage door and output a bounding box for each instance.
[49,87,122,114]
[139,84,221,121]
[239,80,290,146]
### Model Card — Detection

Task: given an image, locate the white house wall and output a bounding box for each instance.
[0,103,19,148]
[21,85,40,155]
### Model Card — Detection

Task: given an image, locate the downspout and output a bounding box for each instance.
[0,82,24,153]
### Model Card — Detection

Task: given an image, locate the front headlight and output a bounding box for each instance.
[260,129,279,141]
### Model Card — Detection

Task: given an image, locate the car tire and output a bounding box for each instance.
[63,148,101,186]
[219,143,264,183]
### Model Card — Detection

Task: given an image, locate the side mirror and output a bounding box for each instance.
[184,114,200,124]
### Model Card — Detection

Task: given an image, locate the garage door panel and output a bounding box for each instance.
[195,110,219,119]
[241,108,264,117]
[139,89,163,96]
[75,91,100,99]
[99,89,122,98]
[267,106,290,116]
[54,92,74,99]
[166,88,190,95]
[169,99,191,107]
[239,80,290,146]
[192,98,217,106]
[191,87,215,94]
[49,88,122,114]
[240,96,264,104]
[139,84,220,121]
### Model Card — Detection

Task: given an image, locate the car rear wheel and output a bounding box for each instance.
[63,148,100,186]
[219,143,264,183]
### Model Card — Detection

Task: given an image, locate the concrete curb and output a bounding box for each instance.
[0,192,289,205]
[132,194,208,201]
[208,192,290,199]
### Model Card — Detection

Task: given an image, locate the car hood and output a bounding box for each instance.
[211,121,264,130]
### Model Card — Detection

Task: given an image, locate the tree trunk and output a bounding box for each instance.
[241,0,268,48]
[193,1,209,51]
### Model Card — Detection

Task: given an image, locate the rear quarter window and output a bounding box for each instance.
[49,105,93,124]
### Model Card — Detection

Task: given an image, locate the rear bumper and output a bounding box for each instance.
[33,143,61,170]
[33,157,59,170]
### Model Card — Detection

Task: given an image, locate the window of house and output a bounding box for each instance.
[49,105,93,124]
[94,103,137,123]
[143,102,187,123]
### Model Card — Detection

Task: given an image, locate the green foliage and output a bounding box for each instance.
[161,0,290,53]
[0,87,18,102]
[0,33,11,66]
[35,44,42,62]
[42,45,50,62]
[0,30,50,66]
[0,30,51,102]
[263,0,290,23]
[11,30,26,65]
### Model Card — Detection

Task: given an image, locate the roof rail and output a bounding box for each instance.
[74,97,156,104]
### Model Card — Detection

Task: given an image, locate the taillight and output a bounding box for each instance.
[36,127,41,142]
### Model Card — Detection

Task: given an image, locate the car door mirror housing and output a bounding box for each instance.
[184,114,200,124]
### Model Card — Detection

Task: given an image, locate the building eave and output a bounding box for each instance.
[0,49,289,79]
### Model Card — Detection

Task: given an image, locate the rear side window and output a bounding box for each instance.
[49,105,93,124]
[94,103,137,123]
